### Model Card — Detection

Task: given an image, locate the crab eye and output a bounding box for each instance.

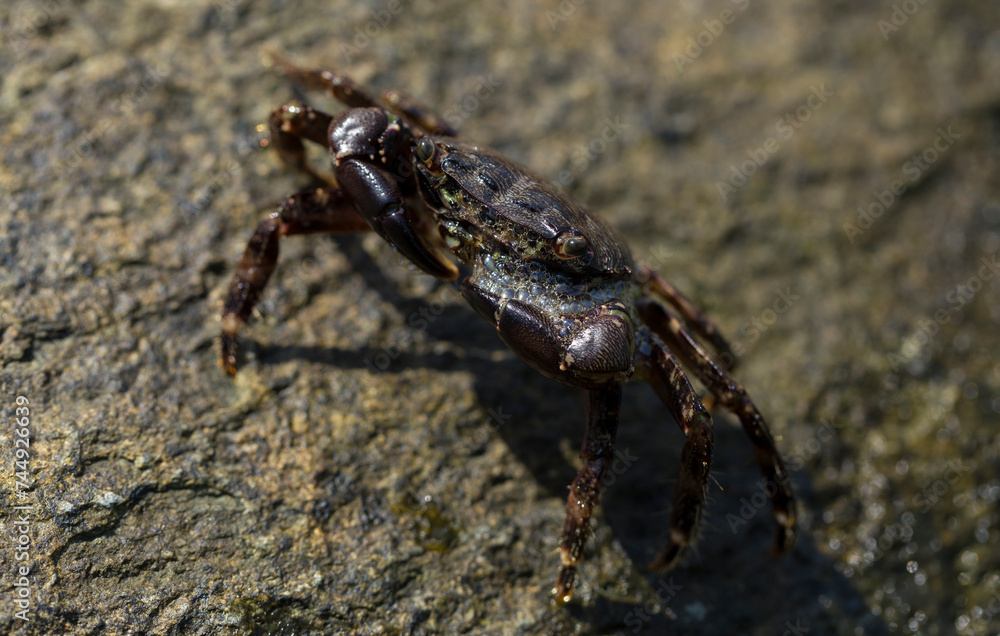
[554,231,589,259]
[416,137,435,163]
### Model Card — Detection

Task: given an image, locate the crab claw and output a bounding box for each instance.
[559,301,635,384]
[461,278,635,389]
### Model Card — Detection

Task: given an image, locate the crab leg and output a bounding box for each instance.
[640,266,737,370]
[221,187,371,374]
[267,53,459,137]
[554,382,622,604]
[635,337,715,571]
[330,108,459,281]
[267,102,336,185]
[380,87,459,137]
[637,298,796,555]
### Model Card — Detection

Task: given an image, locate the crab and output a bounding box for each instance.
[220,57,796,604]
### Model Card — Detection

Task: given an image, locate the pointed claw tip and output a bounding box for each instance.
[220,357,238,376]
[550,586,573,606]
[648,544,683,573]
[773,524,796,556]
[552,566,576,605]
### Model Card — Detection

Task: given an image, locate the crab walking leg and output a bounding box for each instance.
[267,52,382,109]
[268,103,336,185]
[221,187,372,374]
[380,88,459,137]
[268,53,459,137]
[554,382,623,604]
[635,339,715,571]
[639,266,737,371]
[637,298,796,554]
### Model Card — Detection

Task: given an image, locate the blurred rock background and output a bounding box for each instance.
[1,0,999,634]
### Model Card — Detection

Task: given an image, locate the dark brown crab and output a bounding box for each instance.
[220,58,796,603]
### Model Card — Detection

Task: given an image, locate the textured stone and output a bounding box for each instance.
[2,1,999,634]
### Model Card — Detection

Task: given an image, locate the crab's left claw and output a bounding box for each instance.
[330,107,459,281]
[559,301,635,385]
[460,279,634,390]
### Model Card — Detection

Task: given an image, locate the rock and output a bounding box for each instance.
[2,1,998,634]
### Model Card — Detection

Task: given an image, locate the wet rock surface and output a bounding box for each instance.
[1,1,999,634]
